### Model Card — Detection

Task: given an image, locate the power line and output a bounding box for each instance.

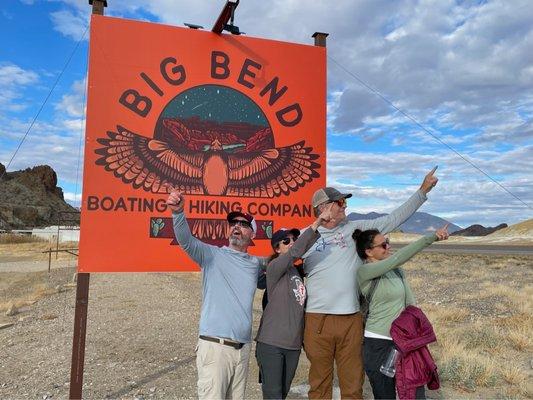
[328,55,532,210]
[0,25,89,180]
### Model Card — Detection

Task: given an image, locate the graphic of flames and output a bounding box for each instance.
[95,117,321,198]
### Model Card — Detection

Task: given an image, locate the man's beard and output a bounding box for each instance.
[229,235,249,248]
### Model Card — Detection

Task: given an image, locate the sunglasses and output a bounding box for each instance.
[328,198,347,207]
[229,219,252,229]
[371,238,390,250]
[277,236,296,247]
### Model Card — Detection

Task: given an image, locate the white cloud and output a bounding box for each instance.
[50,9,89,41]
[0,64,39,113]
[55,79,86,118]
[0,64,38,86]
[63,191,82,206]
[327,147,532,227]
[1,77,86,185]
[0,128,85,184]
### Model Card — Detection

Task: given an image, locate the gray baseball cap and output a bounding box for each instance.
[312,187,352,208]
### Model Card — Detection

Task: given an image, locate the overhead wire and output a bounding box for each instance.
[328,55,532,210]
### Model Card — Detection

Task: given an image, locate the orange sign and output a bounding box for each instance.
[79,15,326,272]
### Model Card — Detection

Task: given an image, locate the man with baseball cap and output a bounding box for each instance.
[166,189,265,400]
[301,167,439,399]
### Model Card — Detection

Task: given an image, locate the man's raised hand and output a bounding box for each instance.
[420,166,439,194]
[166,189,185,213]
[318,202,334,223]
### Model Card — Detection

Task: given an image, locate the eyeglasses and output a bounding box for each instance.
[371,238,390,250]
[229,219,252,229]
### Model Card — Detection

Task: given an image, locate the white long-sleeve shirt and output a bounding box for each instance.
[302,190,427,314]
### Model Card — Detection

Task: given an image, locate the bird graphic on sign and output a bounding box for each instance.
[94,121,320,198]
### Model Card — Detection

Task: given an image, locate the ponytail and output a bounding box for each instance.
[352,228,380,259]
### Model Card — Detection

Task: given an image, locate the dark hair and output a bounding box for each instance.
[352,229,380,260]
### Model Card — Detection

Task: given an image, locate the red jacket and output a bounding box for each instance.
[390,305,440,400]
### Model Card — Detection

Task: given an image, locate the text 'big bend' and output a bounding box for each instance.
[119,51,303,127]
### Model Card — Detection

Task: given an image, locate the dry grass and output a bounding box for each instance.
[501,365,527,385]
[494,312,533,331]
[40,313,59,321]
[434,330,499,390]
[460,322,502,352]
[429,301,532,394]
[0,233,46,244]
[0,273,59,312]
[507,325,532,351]
[438,347,498,391]
[0,283,60,313]
[407,275,424,289]
[461,264,494,280]
[493,313,533,351]
[410,252,533,397]
[0,240,78,262]
[420,303,471,324]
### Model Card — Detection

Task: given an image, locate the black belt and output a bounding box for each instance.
[199,335,244,350]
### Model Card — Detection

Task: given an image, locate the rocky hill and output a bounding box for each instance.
[0,163,79,230]
[486,219,533,239]
[451,223,507,236]
[347,211,462,234]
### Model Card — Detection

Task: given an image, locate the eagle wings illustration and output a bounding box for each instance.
[95,125,321,198]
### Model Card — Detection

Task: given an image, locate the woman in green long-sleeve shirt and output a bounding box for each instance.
[353,225,449,400]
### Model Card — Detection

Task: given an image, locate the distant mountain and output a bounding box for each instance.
[346,211,462,234]
[451,223,507,237]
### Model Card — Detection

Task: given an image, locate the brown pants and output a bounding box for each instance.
[304,312,364,399]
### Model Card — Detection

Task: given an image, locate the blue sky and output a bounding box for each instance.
[1,0,532,228]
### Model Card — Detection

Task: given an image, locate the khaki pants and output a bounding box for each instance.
[196,338,251,400]
[304,313,364,399]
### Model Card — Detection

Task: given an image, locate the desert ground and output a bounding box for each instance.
[0,234,532,399]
